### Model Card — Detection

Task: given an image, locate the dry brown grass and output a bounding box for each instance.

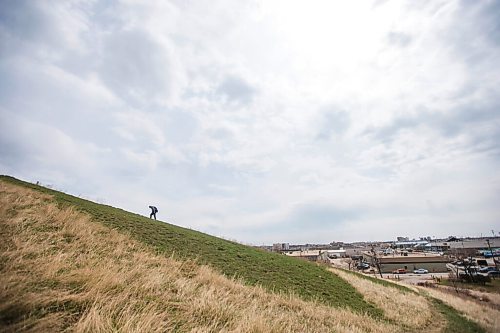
[1,181,406,333]
[330,268,443,332]
[420,286,500,333]
[466,289,500,308]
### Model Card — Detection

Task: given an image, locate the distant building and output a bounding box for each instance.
[330,241,344,249]
[325,249,347,258]
[363,252,450,273]
[394,240,428,249]
[397,236,409,242]
[429,237,500,256]
[285,250,322,262]
[346,247,372,258]
[382,248,395,255]
[272,243,290,252]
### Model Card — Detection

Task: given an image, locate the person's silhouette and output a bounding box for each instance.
[149,206,158,220]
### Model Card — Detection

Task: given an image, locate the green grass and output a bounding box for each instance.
[430,298,485,333]
[1,176,381,317]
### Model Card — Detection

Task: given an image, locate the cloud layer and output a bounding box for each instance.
[1,0,499,244]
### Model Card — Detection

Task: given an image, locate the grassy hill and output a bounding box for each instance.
[1,175,494,333]
[0,176,378,316]
[3,178,392,332]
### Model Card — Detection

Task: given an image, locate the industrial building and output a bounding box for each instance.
[285,250,322,261]
[363,252,449,273]
[427,237,500,254]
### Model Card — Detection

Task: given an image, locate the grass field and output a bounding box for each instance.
[2,175,495,333]
[0,176,379,316]
[0,180,402,332]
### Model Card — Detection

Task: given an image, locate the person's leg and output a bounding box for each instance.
[153,213,156,220]
[150,212,153,219]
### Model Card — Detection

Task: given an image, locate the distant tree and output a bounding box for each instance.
[342,258,353,270]
[455,255,491,285]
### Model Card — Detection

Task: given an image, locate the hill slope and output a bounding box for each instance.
[0,176,376,315]
[1,176,494,332]
[0,178,399,332]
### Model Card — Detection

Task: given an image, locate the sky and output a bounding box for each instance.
[1,0,499,245]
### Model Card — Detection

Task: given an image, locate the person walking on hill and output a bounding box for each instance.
[149,205,158,220]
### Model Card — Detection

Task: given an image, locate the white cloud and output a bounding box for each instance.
[1,0,499,244]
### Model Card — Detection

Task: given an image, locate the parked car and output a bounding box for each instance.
[357,263,370,270]
[479,267,497,273]
[487,271,500,278]
[483,250,500,258]
[392,268,407,274]
[476,259,488,266]
[459,272,491,283]
[413,268,429,274]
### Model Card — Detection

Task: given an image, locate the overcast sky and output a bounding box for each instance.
[1,0,499,244]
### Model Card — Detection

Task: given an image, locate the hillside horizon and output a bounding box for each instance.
[1,175,497,332]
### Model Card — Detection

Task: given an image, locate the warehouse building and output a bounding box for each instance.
[363,252,450,273]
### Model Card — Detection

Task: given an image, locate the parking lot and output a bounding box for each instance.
[383,272,449,285]
[330,258,449,285]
